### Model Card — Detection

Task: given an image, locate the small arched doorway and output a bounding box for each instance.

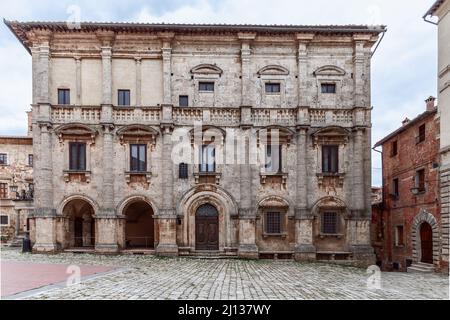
[420,222,433,263]
[124,201,154,249]
[195,204,219,250]
[63,199,96,248]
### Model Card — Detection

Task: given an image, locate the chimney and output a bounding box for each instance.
[425,96,436,111]
[402,117,410,126]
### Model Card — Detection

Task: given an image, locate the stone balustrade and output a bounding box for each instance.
[49,105,369,128]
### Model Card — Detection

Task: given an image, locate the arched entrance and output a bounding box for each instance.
[63,199,96,248]
[420,222,433,263]
[196,204,219,250]
[124,201,154,249]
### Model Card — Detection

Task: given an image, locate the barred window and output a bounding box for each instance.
[0,215,8,225]
[266,212,281,234]
[322,212,338,234]
[28,154,33,167]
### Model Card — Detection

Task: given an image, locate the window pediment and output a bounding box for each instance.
[257,126,295,146]
[258,65,289,76]
[313,65,346,77]
[258,196,289,208]
[312,126,350,145]
[117,125,159,146]
[55,123,98,143]
[189,125,226,145]
[190,64,223,75]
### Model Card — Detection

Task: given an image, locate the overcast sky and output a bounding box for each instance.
[0,0,440,186]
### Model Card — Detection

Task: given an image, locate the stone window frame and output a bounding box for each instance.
[313,65,346,107]
[261,208,288,238]
[257,65,290,107]
[117,125,158,184]
[318,208,345,239]
[190,64,223,107]
[413,167,426,194]
[55,123,98,183]
[189,126,225,184]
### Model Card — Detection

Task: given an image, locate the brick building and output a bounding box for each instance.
[373,97,446,272]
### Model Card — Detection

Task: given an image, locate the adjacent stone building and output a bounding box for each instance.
[373,98,446,272]
[6,21,385,265]
[0,132,34,243]
[424,0,450,273]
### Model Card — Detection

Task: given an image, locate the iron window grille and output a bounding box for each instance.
[266,212,282,234]
[322,212,338,234]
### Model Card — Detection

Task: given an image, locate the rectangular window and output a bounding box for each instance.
[417,124,426,143]
[321,83,336,94]
[391,140,398,156]
[266,212,282,234]
[130,144,147,172]
[265,83,281,93]
[322,145,339,173]
[118,90,131,106]
[395,226,404,246]
[393,178,399,197]
[58,89,70,105]
[265,144,282,173]
[416,169,425,192]
[179,95,189,107]
[322,212,338,234]
[199,145,216,173]
[0,153,7,165]
[28,154,33,167]
[199,82,214,92]
[69,142,86,171]
[0,183,7,199]
[179,163,188,179]
[0,215,8,225]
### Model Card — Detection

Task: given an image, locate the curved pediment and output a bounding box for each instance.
[312,126,351,145]
[117,124,159,145]
[258,196,290,208]
[313,65,346,77]
[190,64,223,75]
[189,125,226,144]
[311,196,349,217]
[55,123,98,142]
[257,126,295,145]
[257,65,289,76]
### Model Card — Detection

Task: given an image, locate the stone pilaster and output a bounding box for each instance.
[238,129,258,259]
[296,33,314,107]
[353,37,366,108]
[351,128,365,216]
[135,57,142,107]
[95,215,119,253]
[75,56,82,105]
[101,124,115,215]
[238,32,255,107]
[100,46,113,123]
[156,125,178,256]
[160,33,174,105]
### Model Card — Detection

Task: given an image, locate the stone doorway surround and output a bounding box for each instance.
[412,210,440,265]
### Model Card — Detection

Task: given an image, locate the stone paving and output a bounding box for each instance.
[1,247,448,300]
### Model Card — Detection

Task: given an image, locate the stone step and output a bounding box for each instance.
[407,263,435,273]
[8,236,25,248]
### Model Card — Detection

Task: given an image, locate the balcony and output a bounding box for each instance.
[47,105,369,128]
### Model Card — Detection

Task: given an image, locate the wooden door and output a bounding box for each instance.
[420,222,433,264]
[74,217,83,247]
[195,204,219,250]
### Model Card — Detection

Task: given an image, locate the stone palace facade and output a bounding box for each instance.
[6,21,385,265]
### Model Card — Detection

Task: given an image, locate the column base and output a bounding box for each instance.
[156,244,179,257]
[294,244,316,261]
[32,243,58,253]
[238,244,259,259]
[95,244,119,254]
[351,245,376,267]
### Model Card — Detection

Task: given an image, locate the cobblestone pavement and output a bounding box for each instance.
[1,247,448,300]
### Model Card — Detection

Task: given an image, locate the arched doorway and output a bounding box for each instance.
[420,222,433,263]
[124,201,154,249]
[63,199,96,248]
[195,204,219,250]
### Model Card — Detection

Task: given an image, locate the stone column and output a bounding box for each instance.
[135,57,142,107]
[238,129,258,259]
[156,125,178,256]
[294,127,316,260]
[95,124,118,253]
[100,46,113,123]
